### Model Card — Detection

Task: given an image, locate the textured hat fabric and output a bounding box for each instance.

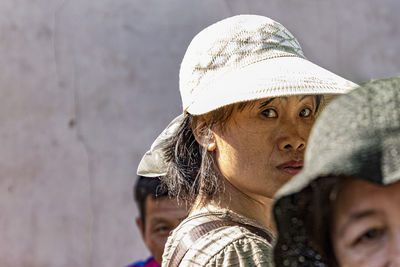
[137,115,184,177]
[137,14,357,177]
[273,77,400,266]
[179,14,357,115]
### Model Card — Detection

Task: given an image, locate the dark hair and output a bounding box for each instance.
[162,104,236,203]
[163,96,323,204]
[296,176,345,267]
[134,175,169,227]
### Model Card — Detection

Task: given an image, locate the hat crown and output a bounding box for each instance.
[179,15,305,112]
[304,77,400,184]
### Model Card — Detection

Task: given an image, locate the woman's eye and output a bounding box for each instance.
[299,107,312,118]
[262,108,278,118]
[353,228,385,246]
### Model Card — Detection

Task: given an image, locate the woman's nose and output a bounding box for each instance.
[277,125,306,151]
[278,136,305,151]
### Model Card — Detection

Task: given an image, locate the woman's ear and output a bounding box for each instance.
[191,117,217,151]
[136,217,145,238]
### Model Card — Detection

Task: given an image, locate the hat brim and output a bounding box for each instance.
[138,57,358,177]
[137,114,184,177]
[185,56,358,115]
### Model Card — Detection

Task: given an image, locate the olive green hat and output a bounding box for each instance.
[273,77,400,266]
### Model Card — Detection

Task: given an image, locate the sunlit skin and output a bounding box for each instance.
[194,95,317,228]
[333,178,400,267]
[136,196,188,264]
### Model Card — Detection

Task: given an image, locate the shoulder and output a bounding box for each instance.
[162,213,273,267]
[186,225,273,266]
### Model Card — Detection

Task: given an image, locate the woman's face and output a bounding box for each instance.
[333,178,400,267]
[211,95,317,201]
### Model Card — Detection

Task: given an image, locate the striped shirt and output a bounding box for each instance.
[162,208,274,266]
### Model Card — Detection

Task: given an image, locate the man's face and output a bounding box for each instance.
[136,196,188,265]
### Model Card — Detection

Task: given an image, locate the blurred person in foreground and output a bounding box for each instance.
[126,176,188,267]
[138,14,356,266]
[273,77,400,267]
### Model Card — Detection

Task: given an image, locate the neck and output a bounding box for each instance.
[191,180,275,231]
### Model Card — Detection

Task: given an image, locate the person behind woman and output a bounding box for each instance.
[126,176,188,267]
[138,15,356,266]
[273,77,400,267]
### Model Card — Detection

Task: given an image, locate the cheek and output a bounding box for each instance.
[146,232,169,262]
[297,120,314,140]
[334,238,389,267]
[215,132,273,176]
[336,250,388,267]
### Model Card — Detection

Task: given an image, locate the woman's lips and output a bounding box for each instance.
[276,160,304,175]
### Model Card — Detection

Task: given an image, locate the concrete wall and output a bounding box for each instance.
[1,0,399,266]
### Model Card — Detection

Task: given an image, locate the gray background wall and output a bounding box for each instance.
[0,0,399,266]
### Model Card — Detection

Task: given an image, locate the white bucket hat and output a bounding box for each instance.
[138,14,357,176]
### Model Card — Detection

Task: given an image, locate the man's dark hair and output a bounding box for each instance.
[134,176,169,227]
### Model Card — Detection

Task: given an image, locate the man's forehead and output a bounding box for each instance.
[145,195,187,213]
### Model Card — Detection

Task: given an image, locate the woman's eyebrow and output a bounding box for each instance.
[259,95,313,109]
[299,95,314,102]
[259,98,277,109]
[339,210,380,237]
